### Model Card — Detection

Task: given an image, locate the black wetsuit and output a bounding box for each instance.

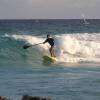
[43,37,55,57]
[44,38,54,46]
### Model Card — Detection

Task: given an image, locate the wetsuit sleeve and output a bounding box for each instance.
[43,39,48,44]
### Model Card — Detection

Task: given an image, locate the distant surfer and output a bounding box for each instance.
[43,34,56,57]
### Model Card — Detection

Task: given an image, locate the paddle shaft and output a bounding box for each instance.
[32,43,43,46]
[23,43,43,49]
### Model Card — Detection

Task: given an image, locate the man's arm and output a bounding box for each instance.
[43,39,48,44]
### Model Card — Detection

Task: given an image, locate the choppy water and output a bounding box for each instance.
[0,19,100,100]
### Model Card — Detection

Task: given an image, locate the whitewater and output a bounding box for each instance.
[3,33,100,64]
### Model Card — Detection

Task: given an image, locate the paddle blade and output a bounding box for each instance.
[23,45,31,49]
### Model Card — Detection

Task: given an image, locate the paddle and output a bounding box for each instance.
[23,43,43,49]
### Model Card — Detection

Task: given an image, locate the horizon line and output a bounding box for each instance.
[0,18,100,20]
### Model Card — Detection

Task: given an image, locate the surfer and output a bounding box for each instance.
[43,34,56,57]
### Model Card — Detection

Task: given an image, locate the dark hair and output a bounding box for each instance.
[47,34,50,38]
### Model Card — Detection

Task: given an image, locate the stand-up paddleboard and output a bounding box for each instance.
[42,55,57,64]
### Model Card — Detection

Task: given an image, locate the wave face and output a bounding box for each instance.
[1,33,100,64]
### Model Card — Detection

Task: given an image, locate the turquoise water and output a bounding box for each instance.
[0,19,100,100]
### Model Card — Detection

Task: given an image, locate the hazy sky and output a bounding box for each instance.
[0,0,100,19]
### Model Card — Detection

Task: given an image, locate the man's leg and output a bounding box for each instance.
[52,48,56,57]
[49,46,55,57]
[49,47,53,57]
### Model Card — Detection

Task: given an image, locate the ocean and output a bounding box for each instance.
[0,19,100,100]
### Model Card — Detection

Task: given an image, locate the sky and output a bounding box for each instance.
[0,0,100,19]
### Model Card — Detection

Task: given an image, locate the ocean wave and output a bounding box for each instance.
[1,33,100,63]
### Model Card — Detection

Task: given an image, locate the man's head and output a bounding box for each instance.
[47,34,51,38]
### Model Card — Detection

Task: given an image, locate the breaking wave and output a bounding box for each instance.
[2,33,100,64]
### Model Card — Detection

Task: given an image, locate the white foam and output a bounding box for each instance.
[4,33,100,63]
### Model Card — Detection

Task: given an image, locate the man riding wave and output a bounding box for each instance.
[43,34,56,57]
